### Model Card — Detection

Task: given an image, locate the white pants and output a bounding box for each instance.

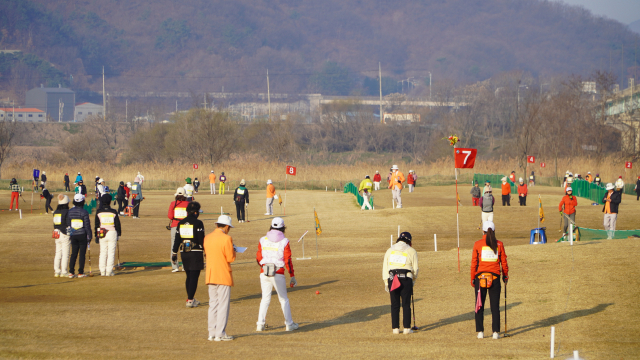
[99,230,118,276]
[392,188,402,208]
[408,184,414,192]
[266,197,274,215]
[481,212,494,223]
[361,192,372,210]
[54,233,71,276]
[604,213,617,239]
[208,284,231,338]
[257,274,293,326]
[210,183,216,194]
[374,182,380,191]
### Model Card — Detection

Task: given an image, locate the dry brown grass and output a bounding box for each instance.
[0,185,639,359]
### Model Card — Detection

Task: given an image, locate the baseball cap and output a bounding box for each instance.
[73,193,85,202]
[482,221,495,232]
[566,187,572,192]
[174,187,186,196]
[271,217,285,229]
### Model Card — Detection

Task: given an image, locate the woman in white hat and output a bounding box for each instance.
[168,187,190,272]
[172,202,206,307]
[52,194,71,277]
[233,179,249,223]
[255,217,298,332]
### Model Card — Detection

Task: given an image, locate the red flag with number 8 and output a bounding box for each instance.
[454,148,477,169]
[286,166,297,176]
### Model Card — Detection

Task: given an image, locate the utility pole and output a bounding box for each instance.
[428,72,432,100]
[203,94,207,110]
[176,100,178,113]
[267,69,271,122]
[58,98,63,123]
[379,62,383,124]
[125,99,128,122]
[102,66,106,119]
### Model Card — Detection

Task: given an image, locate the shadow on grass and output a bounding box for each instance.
[6,280,75,288]
[418,301,522,332]
[507,303,613,336]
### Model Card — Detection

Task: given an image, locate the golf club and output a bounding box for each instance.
[116,241,122,270]
[245,200,250,222]
[88,244,95,277]
[503,282,510,337]
[411,289,418,331]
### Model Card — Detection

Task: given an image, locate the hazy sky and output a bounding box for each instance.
[555,0,640,24]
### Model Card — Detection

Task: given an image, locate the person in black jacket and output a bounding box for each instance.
[67,194,92,278]
[64,173,70,192]
[53,194,71,277]
[75,180,87,196]
[172,202,205,307]
[233,179,249,223]
[602,183,622,239]
[193,178,200,194]
[116,181,127,215]
[635,176,640,201]
[42,186,54,213]
[41,171,47,187]
[95,194,122,276]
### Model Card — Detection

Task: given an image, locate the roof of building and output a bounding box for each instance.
[0,108,45,113]
[28,87,74,94]
[75,102,102,106]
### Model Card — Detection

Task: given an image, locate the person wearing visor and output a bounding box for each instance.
[559,186,578,238]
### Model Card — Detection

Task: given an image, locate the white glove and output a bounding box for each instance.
[289,276,297,287]
[385,282,389,293]
[274,194,278,200]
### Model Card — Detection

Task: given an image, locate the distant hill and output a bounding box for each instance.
[630,19,640,35]
[1,0,639,97]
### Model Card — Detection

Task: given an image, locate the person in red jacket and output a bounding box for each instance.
[407,170,416,193]
[255,217,298,332]
[373,171,382,191]
[470,221,509,340]
[168,187,190,272]
[558,187,578,238]
[517,178,528,206]
[508,171,516,184]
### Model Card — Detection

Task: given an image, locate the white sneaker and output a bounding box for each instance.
[286,323,299,331]
[172,268,180,273]
[256,324,266,331]
[477,332,484,339]
[54,273,60,278]
[403,328,413,334]
[192,299,200,307]
[264,213,271,216]
[393,328,400,335]
[120,212,124,216]
[208,336,215,341]
[186,299,194,308]
[492,332,499,339]
[214,335,234,341]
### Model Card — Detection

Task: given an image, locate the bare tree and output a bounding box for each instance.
[0,120,16,179]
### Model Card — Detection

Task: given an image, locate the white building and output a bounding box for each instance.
[0,108,46,122]
[75,102,103,122]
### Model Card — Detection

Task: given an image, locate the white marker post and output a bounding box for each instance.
[398,225,400,238]
[390,235,393,247]
[392,199,395,209]
[573,351,579,360]
[221,206,223,215]
[326,186,327,192]
[550,326,555,358]
[569,223,574,246]
[434,234,437,252]
[19,209,22,219]
[296,231,311,260]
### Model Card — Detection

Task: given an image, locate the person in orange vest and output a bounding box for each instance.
[265,179,277,216]
[585,172,593,183]
[209,170,216,195]
[602,183,621,239]
[471,221,509,339]
[508,171,516,184]
[204,215,236,341]
[388,165,405,208]
[500,177,511,206]
[559,187,577,238]
[517,178,528,206]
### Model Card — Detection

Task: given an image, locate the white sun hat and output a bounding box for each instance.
[605,183,614,190]
[267,179,272,184]
[391,165,399,170]
[215,215,234,228]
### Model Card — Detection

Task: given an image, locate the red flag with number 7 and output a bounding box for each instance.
[454,148,477,169]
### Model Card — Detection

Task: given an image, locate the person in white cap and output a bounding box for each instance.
[172,202,206,307]
[52,194,71,277]
[407,170,416,193]
[204,215,236,341]
[96,178,107,210]
[358,175,373,210]
[517,178,527,206]
[558,187,577,238]
[94,194,121,276]
[388,165,405,208]
[67,193,92,278]
[615,176,624,190]
[168,187,190,272]
[265,179,276,215]
[255,217,298,332]
[373,171,381,191]
[471,221,509,340]
[209,170,216,195]
[602,183,622,239]
[130,176,143,218]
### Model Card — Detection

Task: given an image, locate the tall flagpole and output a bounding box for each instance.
[456,163,460,273]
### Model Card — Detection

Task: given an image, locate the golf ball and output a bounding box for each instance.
[316,291,320,295]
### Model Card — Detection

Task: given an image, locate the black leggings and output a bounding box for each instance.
[65,183,70,191]
[519,196,526,206]
[117,199,125,213]
[69,235,88,275]
[185,270,201,300]
[45,198,53,212]
[132,199,140,217]
[235,201,245,221]
[474,278,502,333]
[388,277,413,329]
[502,194,510,206]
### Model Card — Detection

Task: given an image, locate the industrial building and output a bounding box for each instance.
[0,108,45,122]
[75,102,103,122]
[25,85,75,122]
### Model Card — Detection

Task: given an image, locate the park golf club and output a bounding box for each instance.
[87,244,94,277]
[411,289,418,331]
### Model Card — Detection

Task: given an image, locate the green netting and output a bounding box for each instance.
[120,261,181,267]
[472,174,517,194]
[568,179,606,205]
[556,227,640,242]
[343,182,373,209]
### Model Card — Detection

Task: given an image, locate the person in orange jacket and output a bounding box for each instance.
[517,178,528,206]
[500,177,511,206]
[558,187,577,237]
[585,172,593,183]
[209,170,216,195]
[204,215,236,341]
[471,221,508,340]
[388,165,405,208]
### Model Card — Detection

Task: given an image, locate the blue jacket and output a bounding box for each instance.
[67,205,92,240]
[75,175,83,183]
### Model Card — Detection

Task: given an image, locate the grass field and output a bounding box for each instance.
[1,184,639,359]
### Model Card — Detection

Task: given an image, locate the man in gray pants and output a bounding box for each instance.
[602,183,622,239]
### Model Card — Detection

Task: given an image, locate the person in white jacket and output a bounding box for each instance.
[255,217,298,332]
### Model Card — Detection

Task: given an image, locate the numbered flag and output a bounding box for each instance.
[286,165,297,176]
[527,156,535,163]
[193,163,198,170]
[541,162,546,168]
[454,148,477,169]
[314,210,322,235]
[625,161,632,169]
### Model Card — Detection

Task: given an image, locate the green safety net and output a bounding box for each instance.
[343,182,374,209]
[567,179,607,205]
[82,190,118,214]
[556,227,640,242]
[472,174,517,194]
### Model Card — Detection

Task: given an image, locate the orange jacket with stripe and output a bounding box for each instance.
[470,236,509,284]
[388,171,405,190]
[266,184,276,198]
[204,228,236,286]
[558,195,577,215]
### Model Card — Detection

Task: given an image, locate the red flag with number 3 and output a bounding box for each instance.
[454,148,477,169]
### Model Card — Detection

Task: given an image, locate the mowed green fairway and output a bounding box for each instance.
[1,185,639,359]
